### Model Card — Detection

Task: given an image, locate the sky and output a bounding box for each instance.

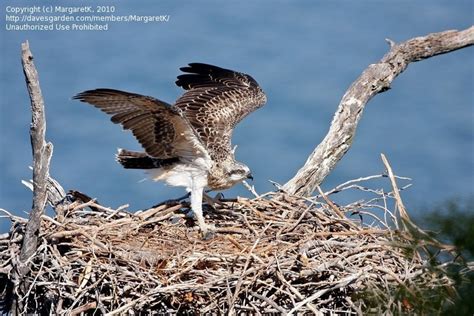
[1,1,473,232]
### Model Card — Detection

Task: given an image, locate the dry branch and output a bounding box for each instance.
[17,42,53,280]
[283,26,474,196]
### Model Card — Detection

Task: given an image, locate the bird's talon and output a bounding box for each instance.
[201,230,216,240]
[200,224,216,240]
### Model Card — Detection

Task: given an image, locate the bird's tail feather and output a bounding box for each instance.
[116,149,178,169]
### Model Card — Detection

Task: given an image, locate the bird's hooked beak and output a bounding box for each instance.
[247,173,254,181]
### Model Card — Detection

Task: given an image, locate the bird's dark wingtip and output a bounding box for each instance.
[73,89,120,101]
[176,63,234,89]
[179,63,228,74]
[72,91,86,101]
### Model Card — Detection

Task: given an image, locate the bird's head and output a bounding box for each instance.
[225,161,253,185]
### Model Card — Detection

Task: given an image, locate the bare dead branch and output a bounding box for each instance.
[17,42,54,280]
[283,26,474,196]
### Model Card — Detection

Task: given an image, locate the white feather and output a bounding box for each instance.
[147,157,212,236]
[147,156,212,190]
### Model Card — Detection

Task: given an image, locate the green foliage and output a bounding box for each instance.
[423,197,474,259]
[355,278,454,315]
[421,197,474,315]
[357,197,474,315]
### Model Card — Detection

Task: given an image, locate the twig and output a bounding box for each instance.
[250,291,288,314]
[316,185,345,218]
[276,261,318,313]
[105,294,149,316]
[380,154,411,226]
[70,302,97,316]
[229,227,267,311]
[242,180,260,198]
[288,272,362,315]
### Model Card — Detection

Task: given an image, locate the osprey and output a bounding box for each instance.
[74,63,267,238]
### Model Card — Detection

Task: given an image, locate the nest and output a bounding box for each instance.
[1,179,457,315]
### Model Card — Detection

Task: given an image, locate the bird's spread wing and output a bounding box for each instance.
[175,63,267,160]
[73,89,209,160]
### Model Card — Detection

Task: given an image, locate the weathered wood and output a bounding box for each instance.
[283,26,474,196]
[17,41,53,277]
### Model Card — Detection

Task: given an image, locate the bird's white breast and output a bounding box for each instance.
[147,157,211,191]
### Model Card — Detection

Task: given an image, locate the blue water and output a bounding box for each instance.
[1,1,473,232]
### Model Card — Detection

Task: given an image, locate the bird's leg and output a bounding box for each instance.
[190,186,215,239]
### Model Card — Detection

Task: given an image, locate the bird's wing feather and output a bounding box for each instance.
[175,63,267,161]
[74,88,209,160]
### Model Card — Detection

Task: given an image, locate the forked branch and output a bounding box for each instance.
[283,26,474,196]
